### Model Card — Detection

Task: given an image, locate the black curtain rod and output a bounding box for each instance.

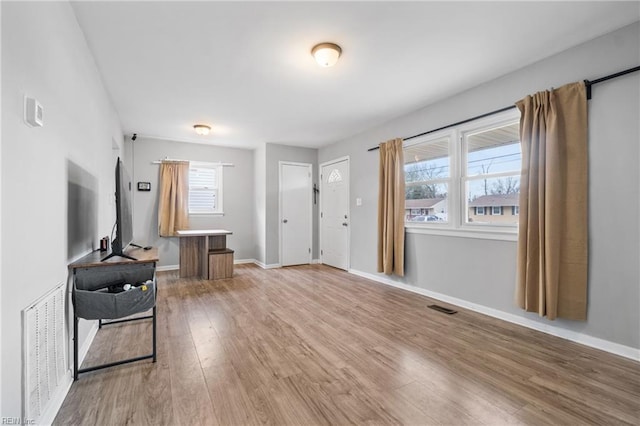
[367,65,640,152]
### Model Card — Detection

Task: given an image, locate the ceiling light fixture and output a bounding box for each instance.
[311,43,342,67]
[193,124,211,135]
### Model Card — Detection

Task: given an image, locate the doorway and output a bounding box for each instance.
[320,157,350,270]
[279,162,312,266]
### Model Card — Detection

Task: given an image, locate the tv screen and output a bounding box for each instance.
[103,157,135,261]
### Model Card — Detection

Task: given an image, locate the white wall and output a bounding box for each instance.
[319,22,640,352]
[1,2,123,415]
[131,137,255,267]
[254,143,266,264]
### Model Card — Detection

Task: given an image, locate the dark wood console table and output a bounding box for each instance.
[68,246,159,380]
[176,229,233,280]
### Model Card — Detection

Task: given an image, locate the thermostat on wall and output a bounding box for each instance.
[24,96,43,127]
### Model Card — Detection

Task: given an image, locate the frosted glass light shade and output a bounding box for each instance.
[193,124,211,135]
[311,43,342,67]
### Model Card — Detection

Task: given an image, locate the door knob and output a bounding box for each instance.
[283,219,288,223]
[342,222,348,226]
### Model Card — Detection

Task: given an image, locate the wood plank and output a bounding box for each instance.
[55,265,640,425]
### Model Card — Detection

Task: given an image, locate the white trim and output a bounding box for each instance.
[39,372,73,426]
[48,320,99,425]
[156,264,179,272]
[319,156,350,270]
[279,161,313,267]
[311,258,320,264]
[349,268,640,362]
[405,226,518,242]
[234,258,255,265]
[253,260,281,269]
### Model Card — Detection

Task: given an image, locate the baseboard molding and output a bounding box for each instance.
[349,269,640,362]
[39,372,73,425]
[156,264,179,272]
[253,260,281,269]
[311,258,320,264]
[234,258,255,265]
[45,320,98,425]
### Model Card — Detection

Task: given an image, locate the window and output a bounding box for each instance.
[404,135,450,223]
[404,110,521,237]
[464,120,521,226]
[188,162,223,214]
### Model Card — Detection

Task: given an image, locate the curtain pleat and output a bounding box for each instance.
[516,81,588,320]
[158,161,190,237]
[377,138,405,276]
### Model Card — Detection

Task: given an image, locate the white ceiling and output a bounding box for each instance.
[71,1,639,149]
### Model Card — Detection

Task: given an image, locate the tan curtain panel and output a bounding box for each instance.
[158,161,190,237]
[516,81,588,321]
[377,138,406,276]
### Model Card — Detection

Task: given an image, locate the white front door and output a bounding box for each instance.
[320,158,349,270]
[280,162,312,266]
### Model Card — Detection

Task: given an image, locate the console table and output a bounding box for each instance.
[176,229,233,280]
[68,246,158,380]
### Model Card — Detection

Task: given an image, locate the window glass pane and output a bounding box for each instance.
[405,183,448,223]
[466,176,519,225]
[467,122,521,176]
[405,137,450,181]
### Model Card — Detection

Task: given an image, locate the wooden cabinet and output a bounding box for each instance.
[208,249,234,280]
[176,229,234,280]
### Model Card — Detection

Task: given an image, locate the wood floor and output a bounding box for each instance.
[55,264,640,425]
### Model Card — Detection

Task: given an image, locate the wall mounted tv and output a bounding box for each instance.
[102,157,136,261]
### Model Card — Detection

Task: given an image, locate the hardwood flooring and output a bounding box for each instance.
[54,264,640,425]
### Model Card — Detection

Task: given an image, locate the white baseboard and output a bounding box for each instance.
[311,258,320,264]
[44,321,98,425]
[39,372,73,426]
[349,268,640,362]
[253,260,281,269]
[234,258,255,265]
[156,264,179,272]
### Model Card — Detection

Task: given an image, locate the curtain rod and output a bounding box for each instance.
[367,65,640,152]
[151,158,234,166]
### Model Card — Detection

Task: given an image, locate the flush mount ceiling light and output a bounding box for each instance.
[193,124,211,135]
[311,42,342,67]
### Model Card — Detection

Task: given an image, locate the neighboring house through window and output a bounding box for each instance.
[404,110,521,234]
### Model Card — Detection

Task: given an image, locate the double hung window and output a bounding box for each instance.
[404,110,521,237]
[188,162,223,215]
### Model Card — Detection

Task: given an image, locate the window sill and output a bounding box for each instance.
[405,224,518,242]
[189,212,224,216]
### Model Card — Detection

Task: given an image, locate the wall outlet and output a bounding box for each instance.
[24,96,43,127]
[356,197,362,206]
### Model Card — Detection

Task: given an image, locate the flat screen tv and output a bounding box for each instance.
[102,157,136,261]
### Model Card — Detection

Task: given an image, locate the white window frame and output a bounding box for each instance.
[188,161,224,215]
[404,131,454,228]
[492,206,502,215]
[476,206,485,215]
[405,109,520,241]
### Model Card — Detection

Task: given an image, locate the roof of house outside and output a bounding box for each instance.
[469,193,519,207]
[405,197,446,208]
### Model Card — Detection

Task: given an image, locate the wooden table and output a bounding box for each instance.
[176,229,233,279]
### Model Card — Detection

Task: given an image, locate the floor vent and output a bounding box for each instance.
[22,283,67,423]
[428,304,458,315]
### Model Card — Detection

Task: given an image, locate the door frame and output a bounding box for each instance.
[279,161,313,266]
[319,156,350,270]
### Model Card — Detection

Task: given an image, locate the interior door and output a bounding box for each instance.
[320,158,349,270]
[280,162,312,266]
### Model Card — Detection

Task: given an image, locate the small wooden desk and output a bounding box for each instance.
[176,229,233,279]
